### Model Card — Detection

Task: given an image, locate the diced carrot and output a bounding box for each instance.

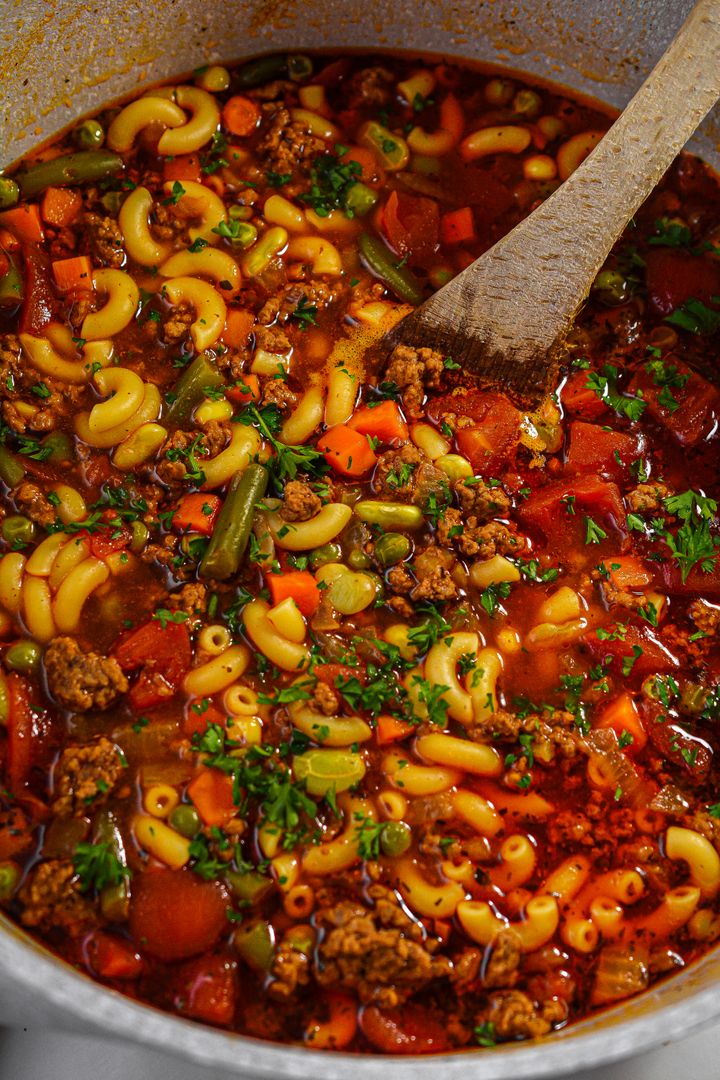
[41,186,83,227]
[376,714,414,745]
[339,145,379,183]
[172,493,222,537]
[163,153,202,183]
[222,95,261,137]
[596,693,647,753]
[187,768,237,827]
[129,870,228,961]
[268,570,320,618]
[84,930,143,980]
[51,255,94,293]
[440,206,476,246]
[606,556,652,591]
[317,424,378,478]
[222,308,254,349]
[227,373,260,405]
[0,204,44,243]
[347,400,408,443]
[183,700,227,739]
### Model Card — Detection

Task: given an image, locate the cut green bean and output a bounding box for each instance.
[0,445,25,488]
[344,182,378,217]
[16,150,124,199]
[94,810,130,922]
[200,463,269,580]
[0,178,19,210]
[354,500,424,529]
[0,252,23,309]
[375,533,412,566]
[358,233,424,306]
[164,352,225,429]
[129,520,150,553]
[2,515,35,547]
[225,868,274,905]
[235,54,288,88]
[0,672,8,725]
[232,919,275,971]
[0,861,20,901]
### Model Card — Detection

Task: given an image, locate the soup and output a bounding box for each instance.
[0,51,718,1054]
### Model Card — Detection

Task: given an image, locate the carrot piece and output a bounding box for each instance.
[172,492,222,537]
[222,95,261,137]
[222,308,254,349]
[84,930,143,980]
[376,714,415,745]
[596,693,647,753]
[339,145,379,182]
[188,768,237,827]
[347,400,409,443]
[227,373,260,405]
[0,227,20,252]
[51,255,94,293]
[163,153,202,183]
[129,870,228,961]
[41,186,83,227]
[317,424,378,478]
[440,206,476,246]
[268,570,320,617]
[0,204,44,243]
[606,556,652,591]
[183,699,227,739]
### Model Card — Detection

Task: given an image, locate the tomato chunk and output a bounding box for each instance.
[441,392,521,473]
[83,930,143,980]
[360,1004,450,1054]
[644,249,720,316]
[518,475,628,551]
[113,619,192,711]
[382,191,440,262]
[659,559,720,596]
[129,870,229,961]
[629,360,719,448]
[565,421,642,481]
[171,954,237,1026]
[582,624,680,680]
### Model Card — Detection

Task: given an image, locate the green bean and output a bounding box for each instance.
[73,119,105,149]
[0,861,20,902]
[200,463,269,580]
[164,352,225,429]
[41,431,74,463]
[344,182,378,217]
[232,919,275,972]
[2,515,35,547]
[16,150,124,199]
[94,810,130,922]
[288,55,313,82]
[380,821,412,857]
[309,542,342,570]
[0,672,8,725]
[0,445,25,488]
[235,54,288,88]
[293,748,365,796]
[347,548,371,570]
[358,233,424,306]
[5,639,42,675]
[375,533,411,567]
[0,178,19,210]
[354,500,424,529]
[129,520,150,554]
[224,868,274,905]
[0,252,23,309]
[168,803,201,838]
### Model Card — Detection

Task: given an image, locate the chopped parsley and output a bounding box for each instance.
[73,842,129,892]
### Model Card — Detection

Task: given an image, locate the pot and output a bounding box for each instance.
[1,1,719,1075]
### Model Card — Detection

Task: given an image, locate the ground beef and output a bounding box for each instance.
[255,325,291,354]
[475,990,566,1041]
[411,545,458,603]
[547,810,595,849]
[162,301,194,345]
[279,479,322,522]
[268,939,311,1000]
[157,422,229,484]
[469,708,579,757]
[373,444,425,499]
[383,345,445,419]
[83,212,125,268]
[257,104,326,175]
[348,66,394,107]
[386,564,415,595]
[482,929,522,988]
[310,681,340,716]
[625,482,672,513]
[152,202,187,241]
[19,859,96,933]
[689,599,720,635]
[260,378,298,412]
[387,595,415,619]
[168,582,208,617]
[454,478,511,520]
[44,636,128,712]
[471,522,527,560]
[14,481,57,527]
[315,884,452,1007]
[51,736,125,815]
[257,281,339,325]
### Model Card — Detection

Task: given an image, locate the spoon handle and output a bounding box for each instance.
[390,0,720,393]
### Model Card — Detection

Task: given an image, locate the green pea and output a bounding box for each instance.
[2,515,35,547]
[0,178,20,211]
[5,639,42,675]
[42,431,73,463]
[344,182,378,217]
[232,919,275,972]
[380,821,412,857]
[129,520,150,554]
[74,119,105,149]
[169,803,201,838]
[354,501,424,529]
[309,542,342,570]
[592,269,630,307]
[288,54,313,82]
[347,548,371,570]
[375,533,411,567]
[0,861,20,901]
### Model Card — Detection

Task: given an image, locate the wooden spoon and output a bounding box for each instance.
[381,0,720,400]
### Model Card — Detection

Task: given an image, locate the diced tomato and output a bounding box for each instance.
[565,421,643,481]
[560,370,608,420]
[314,663,358,689]
[0,806,33,860]
[183,699,227,739]
[6,674,36,791]
[658,558,720,597]
[19,244,54,335]
[163,154,202,183]
[629,360,719,448]
[381,191,440,262]
[267,570,320,618]
[226,373,259,405]
[129,869,229,961]
[360,1004,450,1055]
[88,523,132,559]
[113,619,192,712]
[376,714,414,745]
[595,692,647,753]
[347,400,408,444]
[518,475,628,551]
[171,954,237,1026]
[172,493,222,537]
[83,930,143,980]
[582,623,680,680]
[643,701,713,781]
[453,393,522,473]
[440,206,476,246]
[644,249,720,316]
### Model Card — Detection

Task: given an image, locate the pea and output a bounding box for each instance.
[328,571,377,615]
[344,182,378,217]
[309,542,342,570]
[169,803,201,838]
[232,919,275,972]
[2,515,35,547]
[293,748,366,796]
[0,178,20,211]
[288,54,313,82]
[129,520,150,554]
[380,821,412,857]
[354,501,424,530]
[375,533,411,567]
[592,269,630,307]
[74,119,105,149]
[5,639,42,675]
[0,861,20,901]
[347,548,371,570]
[513,89,542,119]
